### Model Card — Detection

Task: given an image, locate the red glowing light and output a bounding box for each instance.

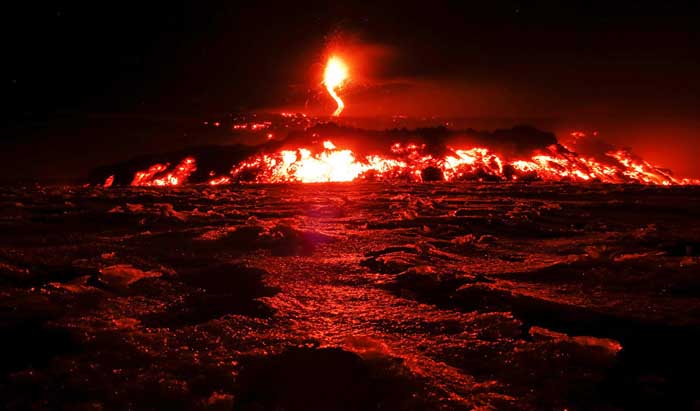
[323,56,349,117]
[124,136,699,187]
[229,138,699,185]
[208,176,231,186]
[131,158,197,187]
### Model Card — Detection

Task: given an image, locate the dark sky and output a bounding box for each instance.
[2,1,699,180]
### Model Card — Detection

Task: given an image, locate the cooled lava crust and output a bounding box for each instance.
[1,183,699,410]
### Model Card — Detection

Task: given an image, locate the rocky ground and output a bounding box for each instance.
[1,183,699,410]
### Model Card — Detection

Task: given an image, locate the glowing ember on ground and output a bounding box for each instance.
[323,56,349,117]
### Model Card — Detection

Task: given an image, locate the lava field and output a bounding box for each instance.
[1,183,699,410]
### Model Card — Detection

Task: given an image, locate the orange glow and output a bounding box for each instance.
[230,138,700,185]
[208,176,231,186]
[124,133,698,187]
[232,141,366,183]
[323,56,349,117]
[606,150,678,185]
[103,175,114,188]
[131,158,197,187]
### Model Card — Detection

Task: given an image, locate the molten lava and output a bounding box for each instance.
[231,142,364,183]
[109,48,698,187]
[103,175,114,188]
[208,176,231,186]
[131,158,197,187]
[123,133,698,186]
[229,137,699,185]
[323,56,349,117]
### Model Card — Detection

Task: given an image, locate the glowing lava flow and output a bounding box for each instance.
[123,134,698,186]
[131,158,197,186]
[229,140,699,185]
[323,56,349,117]
[208,176,231,186]
[231,141,367,183]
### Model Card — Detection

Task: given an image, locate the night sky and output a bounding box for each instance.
[2,1,699,180]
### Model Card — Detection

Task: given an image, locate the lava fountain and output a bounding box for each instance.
[323,56,349,117]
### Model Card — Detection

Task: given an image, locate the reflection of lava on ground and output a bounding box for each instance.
[1,183,699,409]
